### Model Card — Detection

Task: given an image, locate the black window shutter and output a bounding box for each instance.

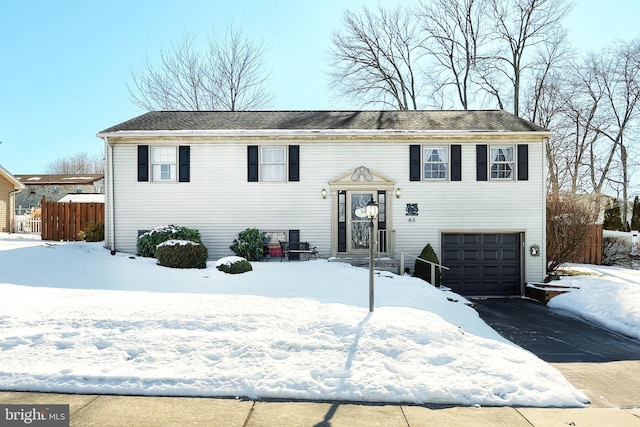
[451,145,462,181]
[178,146,190,182]
[338,191,346,252]
[476,145,487,181]
[289,145,299,182]
[517,144,528,181]
[409,145,421,181]
[137,145,149,182]
[248,145,258,182]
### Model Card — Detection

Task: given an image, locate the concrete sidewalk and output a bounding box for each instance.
[2,392,639,426]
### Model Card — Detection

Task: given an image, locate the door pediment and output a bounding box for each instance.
[329,166,395,190]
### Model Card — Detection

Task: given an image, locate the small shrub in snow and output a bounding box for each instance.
[137,225,203,258]
[229,228,264,261]
[156,240,208,269]
[216,256,252,274]
[79,222,104,242]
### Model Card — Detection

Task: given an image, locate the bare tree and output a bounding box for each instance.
[46,152,104,174]
[546,194,595,273]
[328,5,424,110]
[204,25,274,111]
[558,52,610,205]
[417,0,489,109]
[520,27,573,194]
[129,25,273,111]
[483,0,572,116]
[590,40,640,225]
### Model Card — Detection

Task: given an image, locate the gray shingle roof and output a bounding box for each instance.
[15,174,104,185]
[99,110,548,134]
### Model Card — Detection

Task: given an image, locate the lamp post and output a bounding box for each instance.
[365,199,379,312]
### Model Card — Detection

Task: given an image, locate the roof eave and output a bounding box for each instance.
[98,129,551,139]
[0,165,26,190]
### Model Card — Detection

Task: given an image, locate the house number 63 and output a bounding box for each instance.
[408,217,416,222]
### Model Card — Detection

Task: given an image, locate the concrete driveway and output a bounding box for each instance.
[472,297,640,408]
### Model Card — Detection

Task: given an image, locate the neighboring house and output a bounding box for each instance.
[0,165,25,232]
[98,110,550,296]
[14,174,104,214]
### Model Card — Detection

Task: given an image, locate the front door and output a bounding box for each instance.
[348,192,376,253]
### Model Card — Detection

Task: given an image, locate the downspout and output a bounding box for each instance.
[8,188,23,233]
[103,136,116,254]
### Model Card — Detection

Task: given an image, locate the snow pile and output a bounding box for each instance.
[0,234,590,406]
[548,264,640,341]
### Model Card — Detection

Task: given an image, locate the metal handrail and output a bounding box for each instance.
[399,252,449,285]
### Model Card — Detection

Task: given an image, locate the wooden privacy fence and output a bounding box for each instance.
[582,223,603,265]
[41,197,104,241]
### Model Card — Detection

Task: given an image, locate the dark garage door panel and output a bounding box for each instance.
[442,233,521,296]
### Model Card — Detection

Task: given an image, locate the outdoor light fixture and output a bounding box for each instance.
[396,188,401,198]
[321,188,327,199]
[366,200,379,312]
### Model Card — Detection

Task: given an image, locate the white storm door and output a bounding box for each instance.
[348,192,376,252]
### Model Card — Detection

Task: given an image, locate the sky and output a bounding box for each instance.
[1,0,639,174]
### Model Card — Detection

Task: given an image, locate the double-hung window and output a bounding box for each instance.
[410,144,460,181]
[260,146,286,182]
[151,147,177,182]
[490,146,514,180]
[423,147,448,180]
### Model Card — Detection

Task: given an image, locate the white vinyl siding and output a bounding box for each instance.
[107,138,546,284]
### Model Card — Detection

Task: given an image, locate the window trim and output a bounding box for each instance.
[423,146,449,180]
[489,145,515,181]
[151,146,177,182]
[260,145,287,182]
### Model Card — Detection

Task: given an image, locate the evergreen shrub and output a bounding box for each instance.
[156,240,208,269]
[79,222,104,242]
[603,201,625,231]
[414,243,441,286]
[229,228,264,261]
[631,196,640,231]
[216,257,253,274]
[137,225,203,258]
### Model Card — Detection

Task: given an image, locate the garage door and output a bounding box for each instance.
[441,233,521,296]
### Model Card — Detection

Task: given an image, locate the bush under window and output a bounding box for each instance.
[156,240,208,269]
[229,228,264,261]
[137,225,203,258]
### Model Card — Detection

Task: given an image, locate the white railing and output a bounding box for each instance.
[14,215,42,234]
[376,229,396,258]
[399,252,449,284]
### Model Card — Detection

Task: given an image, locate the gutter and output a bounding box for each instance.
[97,129,553,139]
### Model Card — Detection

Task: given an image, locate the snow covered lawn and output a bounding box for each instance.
[0,234,592,407]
